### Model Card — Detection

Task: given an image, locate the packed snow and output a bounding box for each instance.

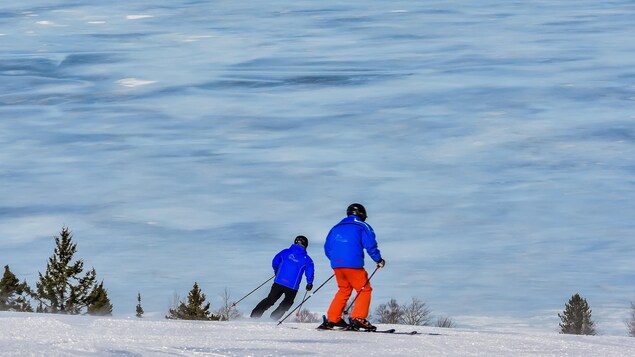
[2,312,635,356]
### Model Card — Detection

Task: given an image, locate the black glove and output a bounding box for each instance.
[377,259,386,268]
[306,284,313,291]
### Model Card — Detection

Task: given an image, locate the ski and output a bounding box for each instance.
[392,330,419,335]
[317,327,418,335]
[358,328,396,334]
[316,316,417,335]
[349,328,419,335]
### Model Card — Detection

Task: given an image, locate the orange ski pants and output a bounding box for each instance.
[327,267,372,322]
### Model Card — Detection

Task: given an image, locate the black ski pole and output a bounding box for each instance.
[231,275,275,308]
[295,290,309,319]
[343,265,380,316]
[277,273,335,326]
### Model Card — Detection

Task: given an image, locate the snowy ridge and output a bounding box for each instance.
[1,312,635,356]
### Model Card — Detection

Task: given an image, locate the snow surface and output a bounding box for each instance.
[1,312,635,357]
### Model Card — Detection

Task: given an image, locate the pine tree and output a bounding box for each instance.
[0,265,33,312]
[166,282,220,320]
[35,226,97,314]
[87,281,113,316]
[136,292,144,318]
[558,293,596,335]
[627,301,635,337]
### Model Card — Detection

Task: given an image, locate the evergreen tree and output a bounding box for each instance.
[0,265,33,312]
[136,292,144,318]
[627,301,635,337]
[34,226,97,314]
[166,282,220,320]
[558,293,596,335]
[87,281,113,316]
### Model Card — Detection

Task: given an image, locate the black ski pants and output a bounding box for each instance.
[250,282,298,320]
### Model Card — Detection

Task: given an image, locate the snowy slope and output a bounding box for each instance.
[1,312,635,356]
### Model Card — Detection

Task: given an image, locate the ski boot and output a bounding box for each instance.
[317,315,349,330]
[349,318,377,332]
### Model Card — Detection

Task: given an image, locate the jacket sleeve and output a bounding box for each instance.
[361,223,382,263]
[324,228,333,260]
[305,256,315,285]
[272,250,284,274]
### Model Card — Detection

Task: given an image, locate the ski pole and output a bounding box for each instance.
[343,265,380,316]
[277,273,335,326]
[295,290,309,318]
[231,275,275,307]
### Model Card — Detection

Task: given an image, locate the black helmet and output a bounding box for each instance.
[294,235,308,248]
[347,203,367,221]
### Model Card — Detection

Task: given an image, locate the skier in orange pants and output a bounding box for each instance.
[320,203,385,331]
[328,268,373,322]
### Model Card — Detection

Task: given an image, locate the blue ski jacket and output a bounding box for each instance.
[324,215,382,269]
[273,243,315,290]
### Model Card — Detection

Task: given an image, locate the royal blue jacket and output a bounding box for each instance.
[324,215,382,268]
[272,243,315,290]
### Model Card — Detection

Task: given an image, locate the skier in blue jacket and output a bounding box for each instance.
[250,235,315,320]
[320,203,385,331]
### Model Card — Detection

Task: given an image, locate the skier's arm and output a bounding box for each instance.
[305,257,315,285]
[361,224,382,263]
[272,251,283,274]
[324,229,333,260]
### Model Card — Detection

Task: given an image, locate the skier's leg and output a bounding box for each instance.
[250,283,284,318]
[270,286,298,320]
[327,268,353,322]
[348,268,372,320]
